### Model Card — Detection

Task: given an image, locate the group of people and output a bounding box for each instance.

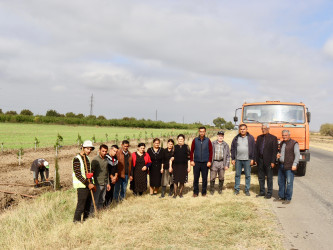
[231,123,300,205]
[71,125,300,222]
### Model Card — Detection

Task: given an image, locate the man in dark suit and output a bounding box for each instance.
[255,123,278,199]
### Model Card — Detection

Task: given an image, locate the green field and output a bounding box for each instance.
[0,123,197,150]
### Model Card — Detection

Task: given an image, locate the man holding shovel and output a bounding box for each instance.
[73,140,96,222]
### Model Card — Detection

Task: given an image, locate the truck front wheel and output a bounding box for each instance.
[297,162,307,176]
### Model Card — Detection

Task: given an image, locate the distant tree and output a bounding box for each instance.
[225,121,234,130]
[97,115,106,120]
[87,115,96,119]
[122,117,136,121]
[76,113,85,118]
[20,109,33,116]
[46,109,61,117]
[65,112,76,118]
[5,110,17,115]
[320,123,333,137]
[213,117,226,128]
[0,109,3,114]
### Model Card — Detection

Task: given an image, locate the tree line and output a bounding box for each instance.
[0,108,204,129]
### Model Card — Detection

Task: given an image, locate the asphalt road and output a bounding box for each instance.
[267,147,333,250]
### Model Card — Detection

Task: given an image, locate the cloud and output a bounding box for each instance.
[0,1,333,129]
[323,37,333,58]
[51,85,67,92]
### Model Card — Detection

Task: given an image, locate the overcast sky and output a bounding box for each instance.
[1,0,333,130]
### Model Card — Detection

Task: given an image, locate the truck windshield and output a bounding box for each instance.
[243,105,305,123]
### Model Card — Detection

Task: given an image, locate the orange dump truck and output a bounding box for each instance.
[234,101,311,176]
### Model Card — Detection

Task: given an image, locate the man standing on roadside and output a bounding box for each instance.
[105,145,119,206]
[276,130,300,204]
[73,140,95,222]
[90,144,111,213]
[231,124,255,196]
[210,131,230,195]
[190,126,213,197]
[255,123,278,199]
[114,140,132,202]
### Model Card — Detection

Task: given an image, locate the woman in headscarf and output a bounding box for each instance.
[131,143,152,196]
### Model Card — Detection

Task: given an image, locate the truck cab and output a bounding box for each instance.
[234,101,311,176]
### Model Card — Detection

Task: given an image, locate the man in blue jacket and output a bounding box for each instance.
[231,124,255,196]
[190,126,213,197]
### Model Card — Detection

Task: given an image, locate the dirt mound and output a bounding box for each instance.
[0,193,19,210]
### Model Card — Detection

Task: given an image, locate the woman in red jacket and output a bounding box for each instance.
[131,143,152,196]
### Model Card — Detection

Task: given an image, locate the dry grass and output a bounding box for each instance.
[0,131,284,249]
[310,133,333,152]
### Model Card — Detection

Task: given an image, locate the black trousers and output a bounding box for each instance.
[193,162,208,195]
[257,157,273,196]
[73,188,92,222]
[104,183,115,206]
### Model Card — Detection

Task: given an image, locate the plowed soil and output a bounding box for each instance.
[0,145,90,211]
[0,138,181,211]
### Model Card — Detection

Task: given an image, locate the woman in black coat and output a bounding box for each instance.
[170,134,190,198]
[147,138,163,195]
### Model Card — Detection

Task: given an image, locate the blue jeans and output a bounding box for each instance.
[234,160,251,192]
[113,175,129,201]
[90,184,106,213]
[278,164,294,200]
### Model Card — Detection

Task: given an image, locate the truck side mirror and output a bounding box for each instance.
[234,116,238,123]
[306,112,311,123]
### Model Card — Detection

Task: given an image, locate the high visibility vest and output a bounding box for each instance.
[72,154,92,189]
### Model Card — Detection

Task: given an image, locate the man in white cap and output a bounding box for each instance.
[73,140,96,222]
[30,158,49,188]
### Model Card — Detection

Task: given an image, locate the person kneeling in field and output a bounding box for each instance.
[210,131,230,195]
[30,158,50,188]
[73,140,96,223]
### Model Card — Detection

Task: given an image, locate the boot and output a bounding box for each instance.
[160,186,166,198]
[218,180,224,194]
[210,180,215,195]
[34,178,39,188]
[169,184,174,197]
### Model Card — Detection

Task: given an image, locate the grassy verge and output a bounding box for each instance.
[0,177,283,249]
[0,130,283,249]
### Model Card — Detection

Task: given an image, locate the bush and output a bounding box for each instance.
[5,110,17,115]
[320,123,333,136]
[87,115,96,120]
[20,109,34,116]
[46,109,61,117]
[65,112,76,118]
[97,115,106,120]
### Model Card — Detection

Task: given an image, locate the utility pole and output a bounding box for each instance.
[156,109,157,121]
[90,94,93,116]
